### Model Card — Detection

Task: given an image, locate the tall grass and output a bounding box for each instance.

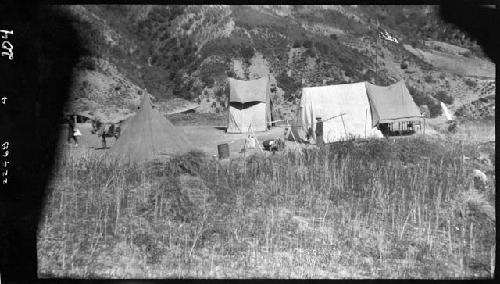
[38,137,495,278]
[452,121,495,144]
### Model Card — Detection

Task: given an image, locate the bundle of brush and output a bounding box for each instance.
[263,138,285,153]
[445,183,495,228]
[447,120,459,133]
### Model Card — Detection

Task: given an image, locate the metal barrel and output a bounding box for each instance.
[217,143,230,159]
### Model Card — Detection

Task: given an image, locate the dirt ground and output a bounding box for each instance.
[60,120,451,162]
[180,125,288,157]
[59,122,294,160]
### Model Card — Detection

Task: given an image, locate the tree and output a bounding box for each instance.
[276,72,301,101]
[240,46,255,63]
[434,90,454,105]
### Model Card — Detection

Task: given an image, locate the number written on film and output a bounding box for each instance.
[2,142,9,184]
[1,29,13,60]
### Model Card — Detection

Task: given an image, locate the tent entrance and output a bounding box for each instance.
[378,120,423,137]
[227,102,268,133]
[227,76,272,134]
[229,101,261,110]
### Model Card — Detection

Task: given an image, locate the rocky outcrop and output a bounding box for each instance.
[454,95,495,121]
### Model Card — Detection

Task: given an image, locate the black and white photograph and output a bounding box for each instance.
[0,3,496,280]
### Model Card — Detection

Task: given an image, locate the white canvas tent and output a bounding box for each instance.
[292,82,383,143]
[227,76,272,133]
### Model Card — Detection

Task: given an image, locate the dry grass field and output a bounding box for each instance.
[39,132,495,278]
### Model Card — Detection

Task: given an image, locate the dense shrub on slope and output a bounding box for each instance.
[408,86,442,118]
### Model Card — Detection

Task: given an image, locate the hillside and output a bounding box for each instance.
[60,5,495,123]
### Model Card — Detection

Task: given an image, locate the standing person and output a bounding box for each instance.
[67,115,79,147]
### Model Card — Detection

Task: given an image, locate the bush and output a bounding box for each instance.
[408,86,428,106]
[362,69,376,82]
[315,41,330,55]
[276,72,301,101]
[464,78,477,88]
[424,74,435,84]
[408,86,442,118]
[344,68,354,78]
[226,70,236,78]
[434,90,454,105]
[201,77,215,88]
[303,48,316,58]
[410,39,420,48]
[428,102,442,117]
[240,46,255,63]
[302,40,313,49]
[461,50,473,58]
[78,57,97,71]
[214,86,226,100]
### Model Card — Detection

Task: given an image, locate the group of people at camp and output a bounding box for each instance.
[65,115,122,149]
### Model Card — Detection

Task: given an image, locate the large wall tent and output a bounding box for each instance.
[227,76,272,133]
[105,94,193,164]
[292,82,383,144]
[365,81,423,127]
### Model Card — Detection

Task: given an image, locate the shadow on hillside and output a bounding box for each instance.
[440,4,498,64]
[0,4,84,281]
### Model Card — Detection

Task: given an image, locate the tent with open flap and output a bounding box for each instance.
[365,80,423,127]
[227,76,272,133]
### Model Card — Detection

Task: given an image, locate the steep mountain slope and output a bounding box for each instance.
[61,5,495,123]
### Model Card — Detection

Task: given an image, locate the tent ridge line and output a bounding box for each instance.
[379,115,424,120]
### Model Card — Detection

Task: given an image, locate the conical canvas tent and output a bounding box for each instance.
[106,94,193,164]
[365,81,423,127]
[292,82,383,144]
[227,76,271,133]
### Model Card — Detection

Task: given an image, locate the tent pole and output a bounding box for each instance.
[316,116,324,148]
[365,108,367,138]
[288,124,299,146]
[249,124,263,153]
[376,18,379,82]
[340,115,348,140]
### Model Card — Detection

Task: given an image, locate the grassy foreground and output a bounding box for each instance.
[38,136,495,278]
